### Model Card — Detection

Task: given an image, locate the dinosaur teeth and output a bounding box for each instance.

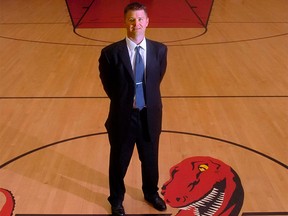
[179,203,194,211]
[178,187,225,215]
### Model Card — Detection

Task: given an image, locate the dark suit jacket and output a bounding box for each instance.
[99,38,167,142]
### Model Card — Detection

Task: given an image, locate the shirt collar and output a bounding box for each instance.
[126,37,146,52]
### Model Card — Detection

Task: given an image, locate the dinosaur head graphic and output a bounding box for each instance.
[161,156,244,216]
[0,188,15,216]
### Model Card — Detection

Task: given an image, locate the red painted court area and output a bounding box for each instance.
[66,0,214,28]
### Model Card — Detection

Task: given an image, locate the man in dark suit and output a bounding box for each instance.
[99,2,167,215]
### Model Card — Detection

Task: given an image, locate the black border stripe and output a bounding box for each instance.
[0,95,287,100]
[15,215,171,216]
[242,212,288,215]
[14,212,288,215]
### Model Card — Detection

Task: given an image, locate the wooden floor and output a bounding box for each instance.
[0,0,287,215]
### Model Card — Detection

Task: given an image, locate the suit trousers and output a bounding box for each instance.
[107,108,160,206]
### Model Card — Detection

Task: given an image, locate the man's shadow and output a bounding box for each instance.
[7,141,143,212]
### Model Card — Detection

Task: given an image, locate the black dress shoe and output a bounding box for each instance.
[111,204,125,216]
[145,194,167,211]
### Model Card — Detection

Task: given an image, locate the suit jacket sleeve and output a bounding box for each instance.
[160,44,168,82]
[99,48,114,99]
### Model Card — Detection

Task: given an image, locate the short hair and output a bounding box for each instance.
[124,2,148,16]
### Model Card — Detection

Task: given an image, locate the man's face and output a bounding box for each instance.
[125,9,149,38]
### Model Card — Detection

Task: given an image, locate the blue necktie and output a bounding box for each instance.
[135,46,145,110]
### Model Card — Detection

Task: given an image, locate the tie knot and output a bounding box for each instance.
[135,46,141,52]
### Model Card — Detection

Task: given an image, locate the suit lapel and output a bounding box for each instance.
[118,39,134,81]
[146,40,154,81]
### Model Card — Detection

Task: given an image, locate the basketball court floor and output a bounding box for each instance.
[0,0,287,215]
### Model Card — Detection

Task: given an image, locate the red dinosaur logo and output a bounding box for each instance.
[161,156,244,216]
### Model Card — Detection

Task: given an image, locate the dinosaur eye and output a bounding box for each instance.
[198,164,208,172]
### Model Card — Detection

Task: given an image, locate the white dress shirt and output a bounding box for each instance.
[125,37,147,76]
[126,37,147,108]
